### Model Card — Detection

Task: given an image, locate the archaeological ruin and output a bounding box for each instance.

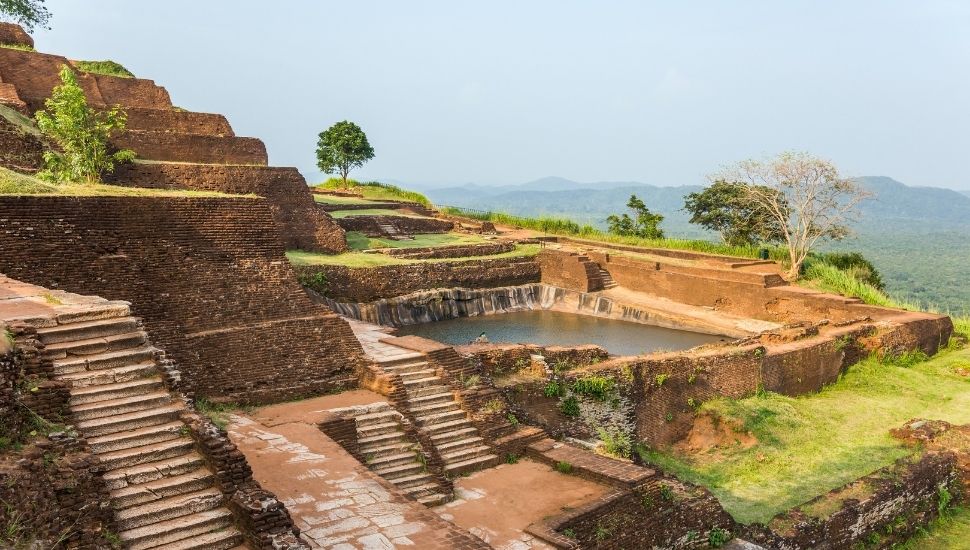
[1,22,968,550]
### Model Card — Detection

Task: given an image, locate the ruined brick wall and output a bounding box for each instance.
[537,250,601,293]
[298,256,541,302]
[0,112,45,171]
[335,214,455,235]
[0,435,117,549]
[458,343,610,377]
[746,452,960,549]
[122,107,233,135]
[111,131,267,164]
[0,23,32,47]
[108,163,348,253]
[0,196,366,403]
[379,241,514,259]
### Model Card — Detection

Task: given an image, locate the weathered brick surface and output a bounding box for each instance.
[0,109,45,171]
[299,257,540,302]
[335,214,454,236]
[378,241,514,259]
[0,22,32,47]
[108,162,347,253]
[458,343,610,377]
[0,80,28,113]
[0,196,366,403]
[123,107,234,135]
[111,130,268,164]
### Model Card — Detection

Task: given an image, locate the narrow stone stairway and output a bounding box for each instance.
[354,403,450,506]
[376,219,414,241]
[38,306,245,550]
[597,267,619,290]
[379,357,500,476]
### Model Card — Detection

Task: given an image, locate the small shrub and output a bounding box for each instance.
[660,484,674,501]
[552,358,574,374]
[572,375,615,400]
[461,374,481,389]
[73,60,135,78]
[506,413,519,427]
[834,335,854,352]
[687,397,698,409]
[687,373,697,384]
[544,380,564,398]
[597,427,632,459]
[595,524,612,541]
[938,484,953,516]
[655,373,671,387]
[753,347,766,358]
[555,461,573,474]
[708,526,730,548]
[880,349,930,368]
[505,453,519,464]
[559,395,580,417]
[562,528,576,539]
[298,271,329,294]
[665,412,674,422]
[483,399,505,414]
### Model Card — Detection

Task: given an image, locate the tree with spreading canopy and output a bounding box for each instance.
[606,194,665,239]
[684,180,788,246]
[316,120,375,187]
[35,65,134,183]
[0,0,50,31]
[710,151,872,279]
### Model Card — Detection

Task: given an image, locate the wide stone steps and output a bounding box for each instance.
[397,369,438,381]
[435,436,485,453]
[37,316,141,344]
[97,437,196,471]
[115,487,224,531]
[368,451,420,470]
[422,418,475,436]
[359,440,416,459]
[70,376,165,405]
[430,427,479,445]
[415,409,467,427]
[120,508,236,550]
[103,453,208,491]
[443,453,501,475]
[417,493,450,506]
[357,431,407,447]
[407,392,455,407]
[44,330,148,359]
[441,444,492,464]
[149,527,245,550]
[384,472,438,490]
[405,383,452,398]
[88,420,184,453]
[409,400,461,416]
[75,403,184,436]
[357,421,401,438]
[372,461,425,478]
[383,361,431,375]
[111,468,216,510]
[59,360,158,388]
[71,390,172,421]
[53,345,157,375]
[402,376,442,390]
[354,409,401,427]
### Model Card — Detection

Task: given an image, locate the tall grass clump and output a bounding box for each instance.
[317,178,431,206]
[802,262,895,307]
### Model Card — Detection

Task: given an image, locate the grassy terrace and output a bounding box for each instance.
[640,345,970,525]
[345,231,490,251]
[327,208,430,219]
[312,194,383,205]
[0,167,248,197]
[314,178,432,206]
[287,243,539,268]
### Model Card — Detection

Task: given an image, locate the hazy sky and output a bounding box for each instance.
[31,1,970,189]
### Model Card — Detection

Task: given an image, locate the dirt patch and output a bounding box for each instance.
[434,459,610,548]
[251,389,386,427]
[674,414,758,454]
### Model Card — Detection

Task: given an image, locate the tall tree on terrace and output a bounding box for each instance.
[0,0,50,31]
[606,194,665,239]
[316,120,375,188]
[710,151,872,279]
[683,180,788,246]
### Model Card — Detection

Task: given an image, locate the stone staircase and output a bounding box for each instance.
[376,219,414,241]
[596,267,618,290]
[37,306,245,550]
[379,357,500,476]
[353,404,450,506]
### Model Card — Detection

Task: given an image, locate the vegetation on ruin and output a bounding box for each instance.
[638,345,970,524]
[316,121,375,187]
[684,180,787,247]
[0,0,50,31]
[35,65,134,183]
[903,506,970,549]
[0,167,248,197]
[344,231,489,251]
[0,41,32,50]
[316,178,432,206]
[72,59,134,78]
[286,243,540,268]
[606,194,665,239]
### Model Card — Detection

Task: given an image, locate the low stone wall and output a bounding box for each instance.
[298,256,540,302]
[335,214,454,236]
[458,343,610,377]
[108,162,347,253]
[746,452,960,549]
[379,241,514,259]
[0,196,366,403]
[187,414,309,549]
[537,250,603,293]
[111,131,268,165]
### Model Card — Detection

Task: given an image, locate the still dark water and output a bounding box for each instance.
[395,310,727,356]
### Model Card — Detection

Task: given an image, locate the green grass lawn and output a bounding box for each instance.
[312,194,384,205]
[0,167,248,198]
[344,231,490,251]
[905,507,970,549]
[640,345,970,525]
[328,208,430,219]
[287,243,540,268]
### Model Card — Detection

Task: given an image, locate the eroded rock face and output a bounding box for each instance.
[0,23,33,48]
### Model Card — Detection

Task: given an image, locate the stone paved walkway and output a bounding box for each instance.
[346,318,424,363]
[228,407,490,549]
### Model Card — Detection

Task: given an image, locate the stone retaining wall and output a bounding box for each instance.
[123,107,233,135]
[0,112,44,171]
[0,196,366,403]
[379,241,514,259]
[0,22,32,47]
[108,163,348,253]
[297,256,540,302]
[111,131,268,165]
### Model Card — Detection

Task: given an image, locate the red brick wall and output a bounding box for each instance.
[0,23,32,48]
[111,131,267,165]
[537,250,600,292]
[107,163,348,253]
[123,107,234,135]
[0,196,366,403]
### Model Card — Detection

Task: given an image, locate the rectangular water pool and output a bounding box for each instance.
[395,310,727,356]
